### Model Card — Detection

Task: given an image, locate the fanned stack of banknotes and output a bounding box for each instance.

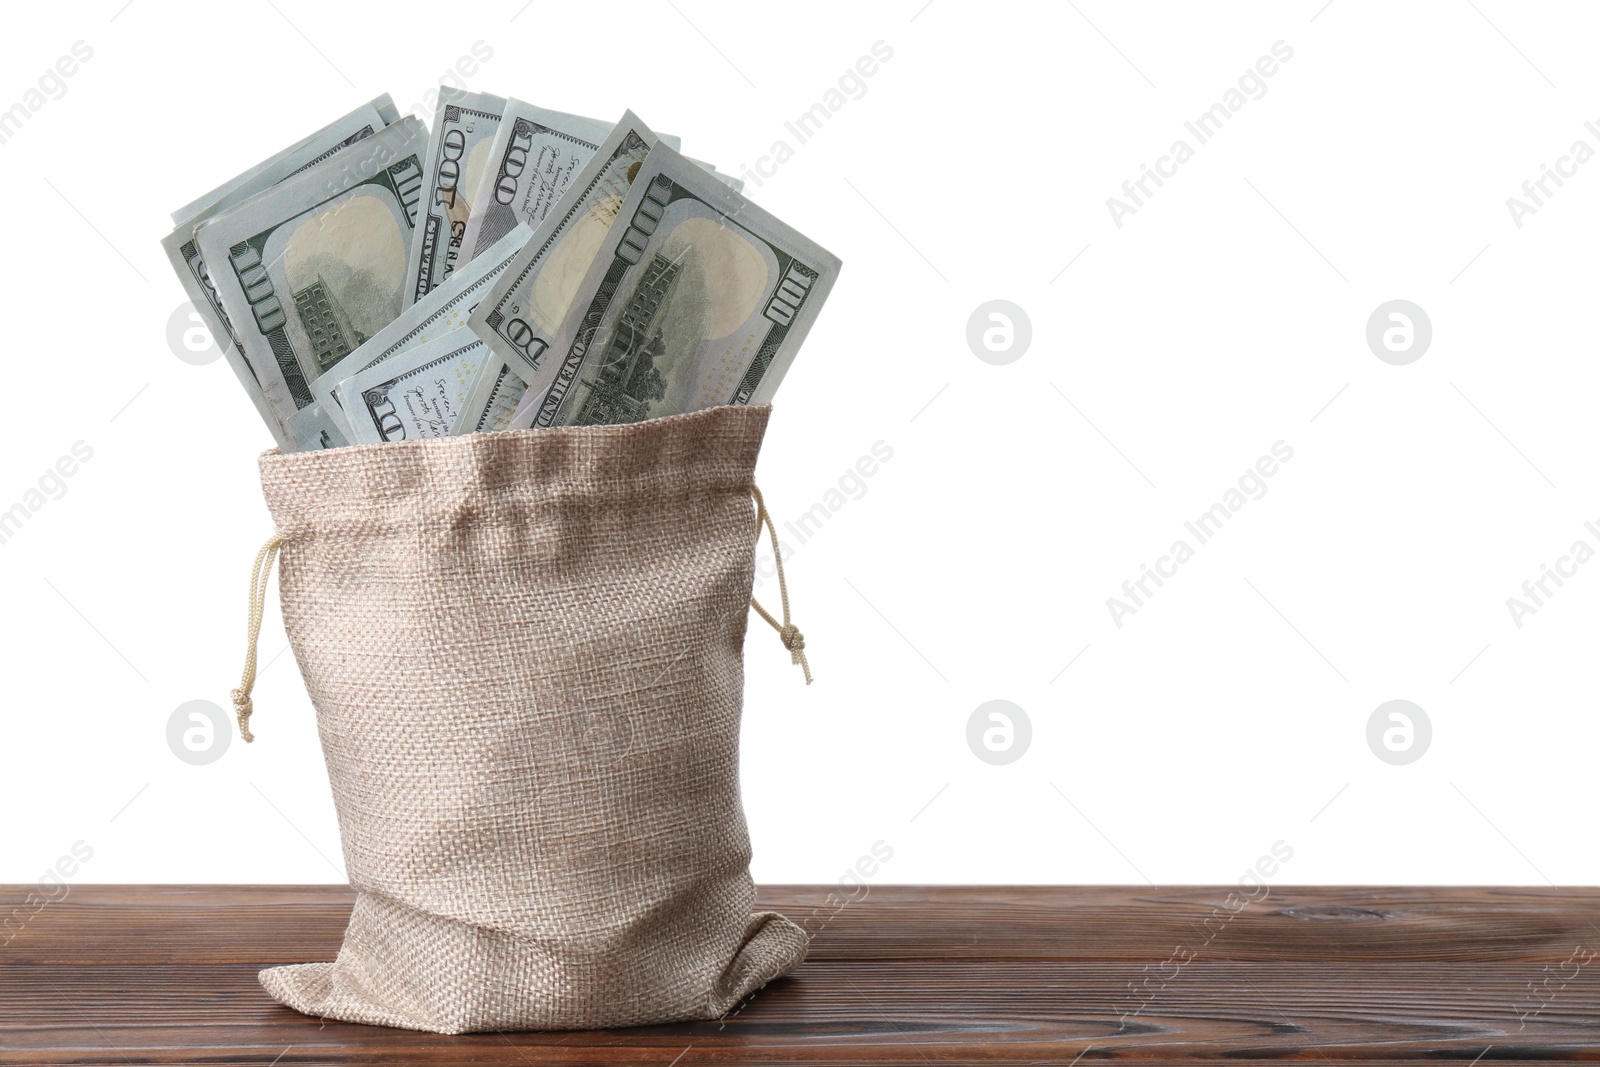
[162,91,840,452]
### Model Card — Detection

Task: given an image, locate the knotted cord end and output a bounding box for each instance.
[750,483,813,685]
[231,687,256,744]
[231,532,282,743]
[778,623,812,685]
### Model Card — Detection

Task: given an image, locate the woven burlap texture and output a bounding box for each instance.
[254,404,808,1033]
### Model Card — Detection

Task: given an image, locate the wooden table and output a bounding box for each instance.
[3,885,1598,1064]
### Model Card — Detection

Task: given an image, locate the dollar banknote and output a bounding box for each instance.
[453,102,618,269]
[336,331,503,444]
[402,88,507,308]
[162,96,402,450]
[510,144,840,429]
[464,111,666,416]
[307,223,532,439]
[195,117,427,450]
[454,118,739,437]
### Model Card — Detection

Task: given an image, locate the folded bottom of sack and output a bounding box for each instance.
[259,890,810,1034]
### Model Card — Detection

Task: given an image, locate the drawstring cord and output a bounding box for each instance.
[229,485,809,736]
[231,533,283,742]
[749,485,812,685]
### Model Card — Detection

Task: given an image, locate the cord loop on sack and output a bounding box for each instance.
[749,484,812,684]
[232,533,284,742]
[232,484,804,731]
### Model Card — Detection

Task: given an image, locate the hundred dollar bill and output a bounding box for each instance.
[335,331,501,444]
[307,223,532,438]
[451,128,745,439]
[162,96,402,449]
[453,101,617,269]
[510,144,840,429]
[402,87,507,307]
[195,117,427,450]
[466,112,665,394]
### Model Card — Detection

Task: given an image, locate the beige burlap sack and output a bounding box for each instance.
[240,404,808,1033]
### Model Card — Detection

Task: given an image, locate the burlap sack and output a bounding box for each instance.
[249,404,807,1033]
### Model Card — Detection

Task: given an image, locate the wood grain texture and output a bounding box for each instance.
[2,885,1598,1064]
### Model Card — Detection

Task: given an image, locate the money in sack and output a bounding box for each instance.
[230,405,813,1033]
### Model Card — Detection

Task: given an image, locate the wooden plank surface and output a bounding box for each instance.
[2,885,1598,1064]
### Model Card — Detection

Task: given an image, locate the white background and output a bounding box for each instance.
[3,0,1596,889]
